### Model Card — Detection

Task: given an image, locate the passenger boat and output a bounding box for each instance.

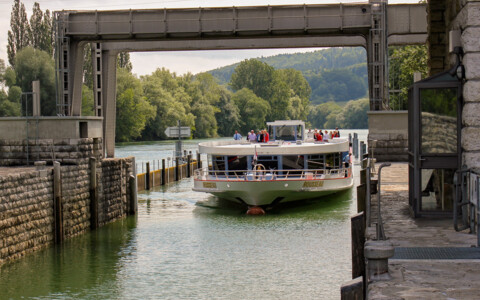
[193,120,353,211]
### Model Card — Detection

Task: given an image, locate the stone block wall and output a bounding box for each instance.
[0,170,54,263]
[0,138,102,166]
[368,111,408,162]
[0,156,135,265]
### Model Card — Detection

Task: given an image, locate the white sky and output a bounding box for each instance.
[0,0,419,76]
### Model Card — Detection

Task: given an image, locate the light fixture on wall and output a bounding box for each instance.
[449,46,465,81]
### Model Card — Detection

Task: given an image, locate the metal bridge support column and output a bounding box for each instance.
[368,0,389,111]
[70,40,85,116]
[102,50,118,158]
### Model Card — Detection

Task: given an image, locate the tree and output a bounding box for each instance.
[117,52,133,72]
[307,101,341,129]
[81,85,94,116]
[14,47,56,115]
[7,0,31,67]
[389,45,428,110]
[230,59,275,101]
[215,87,241,137]
[116,68,155,142]
[232,88,270,133]
[0,59,21,117]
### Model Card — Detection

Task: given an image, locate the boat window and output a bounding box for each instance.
[283,155,305,170]
[325,153,341,169]
[212,155,226,171]
[275,126,295,141]
[307,154,325,170]
[256,155,279,171]
[227,156,247,171]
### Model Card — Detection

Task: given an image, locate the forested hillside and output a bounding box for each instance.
[209,47,368,105]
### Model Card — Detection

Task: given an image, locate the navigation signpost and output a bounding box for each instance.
[165,121,191,159]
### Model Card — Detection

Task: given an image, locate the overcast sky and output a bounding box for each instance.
[0,0,418,76]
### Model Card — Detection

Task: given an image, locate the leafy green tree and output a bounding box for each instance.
[81,85,94,116]
[232,88,270,133]
[215,87,241,137]
[29,3,52,56]
[117,52,133,72]
[116,68,155,142]
[14,47,56,115]
[230,59,275,101]
[340,98,369,129]
[0,90,21,116]
[7,0,30,67]
[191,97,219,138]
[141,69,194,140]
[389,45,428,110]
[307,101,342,129]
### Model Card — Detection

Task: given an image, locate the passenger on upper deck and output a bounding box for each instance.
[248,130,257,142]
[233,130,242,140]
[257,130,263,142]
[307,129,314,139]
[263,129,269,142]
[315,129,323,142]
[335,127,340,138]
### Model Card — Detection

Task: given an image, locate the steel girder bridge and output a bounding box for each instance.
[53,1,427,157]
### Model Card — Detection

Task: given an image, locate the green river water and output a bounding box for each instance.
[0,130,367,299]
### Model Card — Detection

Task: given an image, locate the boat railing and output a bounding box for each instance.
[194,167,349,181]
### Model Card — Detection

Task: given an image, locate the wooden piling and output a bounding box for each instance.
[197,151,201,169]
[89,157,98,230]
[129,175,137,215]
[146,162,150,190]
[187,155,191,178]
[357,184,366,213]
[53,161,63,244]
[351,212,365,280]
[161,159,166,185]
[175,157,179,181]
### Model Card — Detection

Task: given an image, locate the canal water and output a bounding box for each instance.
[0,130,367,299]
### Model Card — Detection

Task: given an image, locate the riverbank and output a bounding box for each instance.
[367,163,480,299]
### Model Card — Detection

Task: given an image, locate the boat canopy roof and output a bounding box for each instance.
[266,120,305,127]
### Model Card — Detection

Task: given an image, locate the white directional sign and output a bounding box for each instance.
[164,126,191,138]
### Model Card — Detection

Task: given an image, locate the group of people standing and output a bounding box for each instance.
[233,130,269,143]
[307,127,340,142]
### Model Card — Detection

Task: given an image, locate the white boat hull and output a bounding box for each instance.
[193,175,353,206]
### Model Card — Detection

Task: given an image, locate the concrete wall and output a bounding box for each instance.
[0,156,135,265]
[0,117,103,140]
[368,111,408,162]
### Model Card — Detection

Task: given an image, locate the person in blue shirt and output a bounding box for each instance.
[233,130,242,140]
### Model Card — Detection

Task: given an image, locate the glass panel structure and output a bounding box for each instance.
[420,88,457,154]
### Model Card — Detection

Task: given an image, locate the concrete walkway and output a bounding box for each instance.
[366,163,480,299]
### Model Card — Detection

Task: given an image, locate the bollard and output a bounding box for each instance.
[175,157,179,181]
[53,161,64,244]
[353,134,358,159]
[89,157,98,230]
[129,175,137,215]
[161,159,166,185]
[187,155,191,178]
[146,162,150,190]
[365,240,394,281]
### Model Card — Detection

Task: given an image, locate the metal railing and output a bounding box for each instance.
[194,166,350,181]
[454,168,480,246]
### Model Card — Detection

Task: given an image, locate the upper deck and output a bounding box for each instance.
[198,138,350,156]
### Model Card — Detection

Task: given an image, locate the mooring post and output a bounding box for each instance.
[53,161,64,244]
[129,174,137,215]
[351,212,366,279]
[146,162,150,190]
[175,157,179,181]
[89,157,98,230]
[197,151,201,169]
[187,154,191,178]
[161,159,166,185]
